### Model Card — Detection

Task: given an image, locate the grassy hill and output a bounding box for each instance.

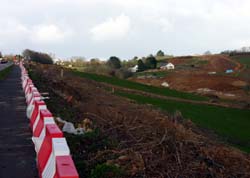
[73,71,208,101]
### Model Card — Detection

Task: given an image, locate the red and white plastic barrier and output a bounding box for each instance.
[19,62,79,178]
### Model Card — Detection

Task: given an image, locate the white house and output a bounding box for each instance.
[161,82,169,87]
[129,65,138,73]
[160,63,175,70]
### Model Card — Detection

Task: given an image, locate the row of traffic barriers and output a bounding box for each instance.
[20,62,79,178]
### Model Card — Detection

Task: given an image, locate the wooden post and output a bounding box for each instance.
[60,69,64,78]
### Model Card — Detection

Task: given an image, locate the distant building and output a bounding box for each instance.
[160,63,175,70]
[225,69,233,74]
[161,82,169,87]
[208,72,216,75]
[129,65,138,73]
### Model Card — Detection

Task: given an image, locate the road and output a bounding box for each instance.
[0,62,13,71]
[0,65,38,177]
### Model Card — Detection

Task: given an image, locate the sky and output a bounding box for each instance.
[0,0,250,60]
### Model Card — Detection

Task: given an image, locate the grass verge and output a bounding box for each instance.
[0,65,13,80]
[115,91,250,152]
[73,71,208,101]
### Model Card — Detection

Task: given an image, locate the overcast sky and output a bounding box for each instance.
[0,0,250,60]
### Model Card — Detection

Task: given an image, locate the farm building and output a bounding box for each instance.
[160,63,175,70]
[129,65,138,73]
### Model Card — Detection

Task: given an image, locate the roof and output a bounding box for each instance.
[166,63,174,66]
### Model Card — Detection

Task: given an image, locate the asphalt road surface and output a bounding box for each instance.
[0,65,38,177]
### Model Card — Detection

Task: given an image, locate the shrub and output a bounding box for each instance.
[115,68,133,79]
[84,64,112,75]
[137,59,146,72]
[90,163,124,178]
[145,56,157,69]
[107,56,121,69]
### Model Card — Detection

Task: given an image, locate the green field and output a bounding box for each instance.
[73,71,207,101]
[116,91,250,152]
[133,70,170,78]
[0,65,13,80]
[231,55,250,68]
[231,55,250,79]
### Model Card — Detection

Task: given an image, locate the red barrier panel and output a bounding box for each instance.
[54,156,79,178]
[34,109,53,137]
[24,79,33,92]
[27,92,41,106]
[37,124,63,177]
[30,100,46,129]
[26,88,39,104]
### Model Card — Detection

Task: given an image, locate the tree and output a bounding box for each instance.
[156,50,165,57]
[137,59,146,72]
[145,56,157,69]
[107,56,121,69]
[22,49,53,64]
[204,51,212,55]
[90,58,100,64]
[0,51,2,58]
[70,56,85,67]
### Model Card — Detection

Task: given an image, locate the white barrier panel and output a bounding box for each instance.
[26,93,41,119]
[30,100,47,130]
[26,88,39,104]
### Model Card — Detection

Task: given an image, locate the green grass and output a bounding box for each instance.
[156,55,173,61]
[0,65,13,80]
[134,70,170,78]
[90,163,125,178]
[231,55,250,68]
[231,55,250,79]
[73,71,208,101]
[116,91,250,152]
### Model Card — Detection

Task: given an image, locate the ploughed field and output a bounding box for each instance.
[27,63,250,178]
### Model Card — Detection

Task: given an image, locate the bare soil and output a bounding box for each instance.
[132,55,250,102]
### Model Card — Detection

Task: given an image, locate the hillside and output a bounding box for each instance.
[27,62,250,177]
[131,55,250,102]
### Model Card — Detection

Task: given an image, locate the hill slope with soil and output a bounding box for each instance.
[27,63,250,178]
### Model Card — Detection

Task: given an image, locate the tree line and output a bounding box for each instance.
[22,49,53,64]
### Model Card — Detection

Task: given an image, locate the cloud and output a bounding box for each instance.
[30,24,71,44]
[1,0,250,58]
[0,19,29,40]
[90,14,131,41]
